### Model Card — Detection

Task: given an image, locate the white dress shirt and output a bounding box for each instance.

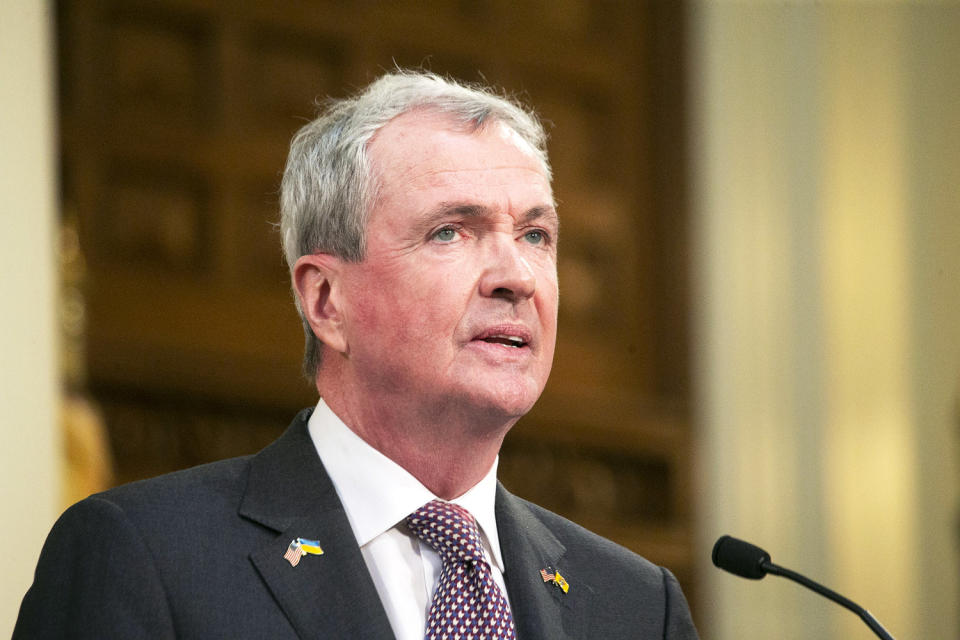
[307,399,512,640]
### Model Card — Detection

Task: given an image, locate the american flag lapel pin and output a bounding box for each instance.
[284,537,324,567]
[540,567,570,594]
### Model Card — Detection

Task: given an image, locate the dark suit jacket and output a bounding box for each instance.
[15,409,698,639]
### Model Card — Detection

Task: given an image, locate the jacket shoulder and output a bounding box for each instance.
[94,455,253,516]
[512,495,663,577]
[500,492,700,639]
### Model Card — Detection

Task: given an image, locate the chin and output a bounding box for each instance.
[460,376,545,421]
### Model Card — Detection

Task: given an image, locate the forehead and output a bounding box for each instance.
[367,109,552,200]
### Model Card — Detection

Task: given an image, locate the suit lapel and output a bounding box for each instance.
[496,485,594,640]
[240,410,394,640]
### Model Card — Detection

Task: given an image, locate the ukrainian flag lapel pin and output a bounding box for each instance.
[284,537,324,567]
[540,567,570,593]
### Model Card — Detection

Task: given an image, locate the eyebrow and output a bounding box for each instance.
[521,204,560,228]
[419,202,559,229]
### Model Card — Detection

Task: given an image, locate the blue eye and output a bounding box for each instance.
[434,227,457,242]
[523,230,546,245]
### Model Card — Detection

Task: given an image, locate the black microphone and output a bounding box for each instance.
[712,535,896,640]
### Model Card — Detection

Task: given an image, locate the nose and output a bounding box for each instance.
[478,235,537,302]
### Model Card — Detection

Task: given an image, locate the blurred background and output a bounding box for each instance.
[2,2,958,638]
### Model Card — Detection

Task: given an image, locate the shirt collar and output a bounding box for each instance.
[307,398,505,572]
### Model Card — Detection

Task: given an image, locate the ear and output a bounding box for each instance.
[292,253,348,355]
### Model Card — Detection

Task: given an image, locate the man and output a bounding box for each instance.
[16,71,698,639]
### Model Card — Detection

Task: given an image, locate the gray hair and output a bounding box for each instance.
[279,70,552,379]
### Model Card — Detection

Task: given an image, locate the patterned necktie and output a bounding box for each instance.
[407,500,517,640]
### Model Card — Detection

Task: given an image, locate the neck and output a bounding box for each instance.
[317,369,517,500]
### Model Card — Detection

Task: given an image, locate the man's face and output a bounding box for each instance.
[337,109,558,421]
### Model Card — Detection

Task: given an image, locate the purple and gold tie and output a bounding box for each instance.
[407,500,517,640]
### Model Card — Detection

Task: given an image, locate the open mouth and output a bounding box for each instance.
[479,335,528,348]
[472,326,532,349]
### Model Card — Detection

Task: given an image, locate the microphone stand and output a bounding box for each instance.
[761,560,895,640]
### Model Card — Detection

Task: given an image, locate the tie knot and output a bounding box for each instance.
[407,500,484,564]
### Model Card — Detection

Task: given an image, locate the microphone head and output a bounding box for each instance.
[712,535,771,580]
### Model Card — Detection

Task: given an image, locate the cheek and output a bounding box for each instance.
[537,267,560,323]
[347,263,466,347]
[342,266,402,344]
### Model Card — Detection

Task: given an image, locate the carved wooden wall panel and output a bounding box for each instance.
[57,0,694,602]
